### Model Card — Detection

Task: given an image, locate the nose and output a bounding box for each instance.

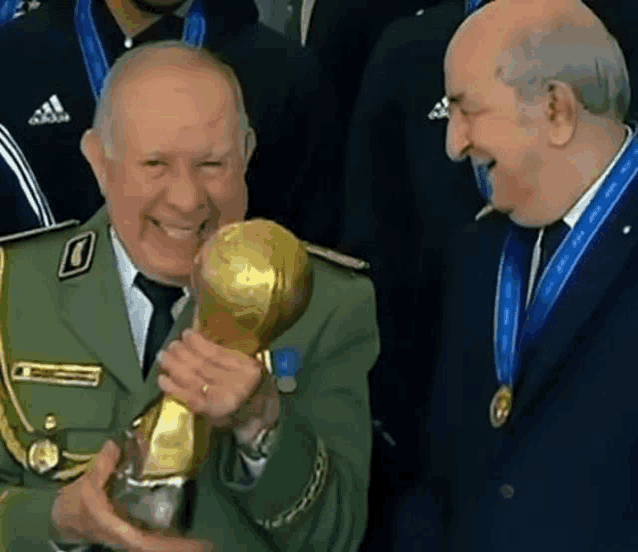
[445,110,471,162]
[164,162,208,214]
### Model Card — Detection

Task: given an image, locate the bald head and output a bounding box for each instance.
[94,41,251,159]
[443,0,631,227]
[445,0,629,121]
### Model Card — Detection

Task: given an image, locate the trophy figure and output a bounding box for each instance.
[108,219,314,533]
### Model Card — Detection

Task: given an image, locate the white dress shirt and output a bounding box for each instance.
[300,0,317,46]
[525,124,633,307]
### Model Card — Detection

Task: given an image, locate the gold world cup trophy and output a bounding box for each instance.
[108,219,314,533]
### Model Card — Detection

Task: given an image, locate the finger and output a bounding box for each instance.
[158,373,198,407]
[92,508,150,552]
[136,532,213,552]
[184,331,260,376]
[181,329,234,365]
[158,345,202,388]
[89,440,121,489]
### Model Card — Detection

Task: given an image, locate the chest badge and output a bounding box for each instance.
[28,439,60,474]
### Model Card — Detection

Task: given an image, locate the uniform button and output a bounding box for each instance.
[44,414,57,431]
[500,484,515,498]
[623,225,632,235]
[416,9,424,15]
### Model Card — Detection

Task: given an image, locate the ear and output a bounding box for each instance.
[80,129,109,196]
[242,127,257,171]
[543,80,578,148]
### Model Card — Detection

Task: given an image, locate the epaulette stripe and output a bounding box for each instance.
[0,219,79,245]
[0,247,31,470]
[0,248,33,433]
[303,243,370,271]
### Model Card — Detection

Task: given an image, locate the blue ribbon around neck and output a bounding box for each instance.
[494,131,638,388]
[465,0,485,15]
[74,0,207,100]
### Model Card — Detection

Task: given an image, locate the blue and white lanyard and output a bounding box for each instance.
[74,0,207,100]
[494,132,638,388]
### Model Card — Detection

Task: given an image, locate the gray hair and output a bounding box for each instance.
[93,40,252,158]
[496,23,631,122]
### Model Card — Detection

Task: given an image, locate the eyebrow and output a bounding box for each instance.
[143,146,233,159]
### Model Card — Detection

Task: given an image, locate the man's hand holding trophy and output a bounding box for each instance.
[51,219,313,551]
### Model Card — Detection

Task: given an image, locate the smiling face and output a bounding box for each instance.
[100,61,248,286]
[441,0,614,227]
[444,27,549,226]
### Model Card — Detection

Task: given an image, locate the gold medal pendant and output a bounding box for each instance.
[489,385,513,428]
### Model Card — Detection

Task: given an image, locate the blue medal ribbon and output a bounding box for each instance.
[74,0,207,100]
[465,0,485,15]
[494,131,638,392]
[0,0,21,26]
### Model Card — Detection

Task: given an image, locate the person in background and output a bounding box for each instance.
[0,0,344,246]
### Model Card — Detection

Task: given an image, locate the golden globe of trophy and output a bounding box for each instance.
[108,219,314,533]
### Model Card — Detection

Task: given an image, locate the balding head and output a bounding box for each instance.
[80,41,257,287]
[443,0,630,227]
[94,41,252,161]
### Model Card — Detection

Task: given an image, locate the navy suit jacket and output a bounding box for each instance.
[396,168,638,550]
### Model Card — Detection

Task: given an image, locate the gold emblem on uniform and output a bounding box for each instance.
[489,384,513,428]
[58,231,96,280]
[44,414,57,431]
[11,361,102,387]
[28,439,60,474]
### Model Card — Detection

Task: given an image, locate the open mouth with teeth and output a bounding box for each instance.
[150,218,210,240]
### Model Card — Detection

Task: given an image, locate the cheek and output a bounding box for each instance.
[207,173,247,219]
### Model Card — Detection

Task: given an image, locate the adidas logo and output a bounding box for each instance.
[28,95,71,126]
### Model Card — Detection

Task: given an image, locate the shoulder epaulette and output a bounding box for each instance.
[303,242,370,271]
[0,219,79,246]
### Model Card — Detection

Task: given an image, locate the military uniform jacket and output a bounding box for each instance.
[0,208,379,551]
[394,175,638,550]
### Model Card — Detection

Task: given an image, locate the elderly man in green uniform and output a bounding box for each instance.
[0,41,379,552]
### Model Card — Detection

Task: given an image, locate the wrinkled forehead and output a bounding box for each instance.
[113,64,239,141]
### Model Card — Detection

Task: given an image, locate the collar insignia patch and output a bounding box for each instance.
[58,231,96,280]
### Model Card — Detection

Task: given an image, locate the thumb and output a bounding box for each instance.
[90,440,121,489]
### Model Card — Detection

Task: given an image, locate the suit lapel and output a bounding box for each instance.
[510,187,638,424]
[58,209,143,396]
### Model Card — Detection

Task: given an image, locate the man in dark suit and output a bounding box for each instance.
[393,0,638,549]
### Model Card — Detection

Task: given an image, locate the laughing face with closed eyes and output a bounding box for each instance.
[83,49,254,286]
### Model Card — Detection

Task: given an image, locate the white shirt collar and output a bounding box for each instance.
[562,124,634,228]
[109,226,190,305]
[474,124,634,227]
[110,226,138,295]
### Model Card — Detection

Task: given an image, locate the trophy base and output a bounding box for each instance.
[111,473,187,532]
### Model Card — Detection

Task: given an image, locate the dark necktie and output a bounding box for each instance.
[134,273,184,380]
[539,220,571,278]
